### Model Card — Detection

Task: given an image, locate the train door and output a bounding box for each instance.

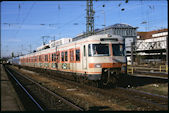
[82,45,87,69]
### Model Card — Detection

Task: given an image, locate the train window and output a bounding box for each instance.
[84,45,86,56]
[45,55,48,61]
[48,54,52,61]
[76,49,80,61]
[88,44,109,56]
[65,51,68,61]
[54,53,56,61]
[70,50,74,61]
[39,56,41,62]
[52,54,54,61]
[61,52,64,61]
[57,52,60,62]
[112,44,125,56]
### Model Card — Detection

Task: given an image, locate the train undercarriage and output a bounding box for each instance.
[10,64,124,88]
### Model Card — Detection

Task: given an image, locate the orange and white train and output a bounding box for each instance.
[14,34,127,86]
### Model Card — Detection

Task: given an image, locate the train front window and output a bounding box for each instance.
[112,44,124,56]
[88,44,109,56]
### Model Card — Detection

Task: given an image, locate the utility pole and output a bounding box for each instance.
[131,42,134,66]
[42,36,45,45]
[41,36,50,45]
[166,36,168,66]
[29,44,32,53]
[12,52,14,58]
[86,0,95,36]
[53,36,56,47]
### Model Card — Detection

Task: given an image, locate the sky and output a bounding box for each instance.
[1,0,168,58]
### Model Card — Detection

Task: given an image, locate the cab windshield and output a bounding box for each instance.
[112,44,125,56]
[88,44,109,56]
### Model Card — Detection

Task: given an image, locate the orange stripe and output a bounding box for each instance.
[47,68,101,74]
[89,63,122,68]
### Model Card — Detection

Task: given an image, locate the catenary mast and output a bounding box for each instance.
[86,0,95,36]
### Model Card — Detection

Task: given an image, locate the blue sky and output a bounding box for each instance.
[1,0,168,57]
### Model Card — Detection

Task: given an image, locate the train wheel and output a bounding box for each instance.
[98,81,104,88]
[79,76,84,84]
[92,81,99,88]
[83,76,88,85]
[73,74,78,82]
[109,76,118,88]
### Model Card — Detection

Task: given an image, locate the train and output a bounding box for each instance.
[8,34,127,87]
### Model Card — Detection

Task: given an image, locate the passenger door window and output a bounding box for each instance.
[76,49,80,61]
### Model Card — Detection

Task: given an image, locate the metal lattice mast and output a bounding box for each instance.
[86,0,95,36]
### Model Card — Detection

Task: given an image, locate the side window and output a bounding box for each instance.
[52,54,54,61]
[48,54,50,62]
[61,52,64,61]
[88,44,92,56]
[45,55,48,61]
[76,49,80,61]
[70,50,74,61]
[42,55,44,62]
[65,51,68,61]
[54,53,56,61]
[84,45,86,56]
[57,52,60,62]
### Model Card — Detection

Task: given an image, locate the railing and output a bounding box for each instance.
[127,65,168,75]
[127,66,134,75]
[159,65,168,73]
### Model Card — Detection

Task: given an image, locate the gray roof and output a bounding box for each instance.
[109,23,134,28]
[94,23,135,32]
[73,23,137,41]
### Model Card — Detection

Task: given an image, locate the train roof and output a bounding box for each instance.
[20,34,123,58]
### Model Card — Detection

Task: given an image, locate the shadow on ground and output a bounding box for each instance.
[89,106,110,111]
[117,75,168,88]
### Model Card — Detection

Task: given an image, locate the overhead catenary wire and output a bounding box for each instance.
[47,1,107,38]
[14,2,36,38]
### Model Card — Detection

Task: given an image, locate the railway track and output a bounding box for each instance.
[4,65,84,111]
[104,87,168,110]
[7,65,168,111]
[4,65,44,111]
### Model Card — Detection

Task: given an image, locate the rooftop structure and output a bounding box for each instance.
[137,28,168,40]
[37,38,72,51]
[135,28,168,65]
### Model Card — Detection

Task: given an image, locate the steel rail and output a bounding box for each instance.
[5,67,44,111]
[118,87,168,99]
[115,87,168,110]
[7,66,84,111]
[9,65,167,110]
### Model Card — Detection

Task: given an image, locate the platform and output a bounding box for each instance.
[132,73,168,80]
[1,64,24,111]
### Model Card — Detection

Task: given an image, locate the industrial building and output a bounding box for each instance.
[135,28,168,66]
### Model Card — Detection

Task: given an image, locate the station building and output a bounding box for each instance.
[135,28,168,66]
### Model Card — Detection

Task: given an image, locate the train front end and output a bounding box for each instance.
[87,34,126,85]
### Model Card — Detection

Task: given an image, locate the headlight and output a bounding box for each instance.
[95,64,102,68]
